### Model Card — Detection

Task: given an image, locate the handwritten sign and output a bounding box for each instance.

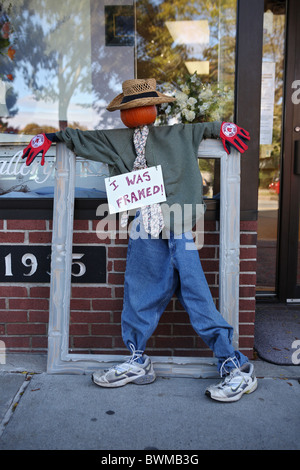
[105,165,166,214]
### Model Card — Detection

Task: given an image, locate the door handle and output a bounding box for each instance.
[295,140,300,175]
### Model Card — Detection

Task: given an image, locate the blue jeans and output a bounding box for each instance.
[121,216,248,374]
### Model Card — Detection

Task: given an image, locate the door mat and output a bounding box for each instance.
[254,304,300,365]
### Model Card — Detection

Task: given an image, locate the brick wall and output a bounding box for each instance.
[0,219,257,359]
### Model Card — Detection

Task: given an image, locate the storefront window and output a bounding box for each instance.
[257,3,286,292]
[0,0,236,199]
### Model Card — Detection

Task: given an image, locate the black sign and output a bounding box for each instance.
[0,245,106,283]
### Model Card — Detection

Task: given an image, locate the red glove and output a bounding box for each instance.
[22,133,53,166]
[220,122,250,154]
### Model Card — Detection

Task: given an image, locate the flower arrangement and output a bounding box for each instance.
[156,72,234,125]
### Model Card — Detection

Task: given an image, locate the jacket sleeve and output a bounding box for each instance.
[55,128,119,166]
[192,121,222,152]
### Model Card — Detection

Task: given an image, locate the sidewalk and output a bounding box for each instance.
[0,354,299,451]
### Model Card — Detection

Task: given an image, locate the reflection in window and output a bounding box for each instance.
[0,0,135,139]
[257,3,286,292]
[136,0,236,197]
[136,0,236,125]
[0,0,235,200]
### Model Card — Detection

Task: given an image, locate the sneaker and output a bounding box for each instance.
[205,362,257,402]
[92,352,156,388]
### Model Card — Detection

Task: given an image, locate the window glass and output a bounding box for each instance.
[257,3,286,292]
[136,0,236,200]
[0,0,236,199]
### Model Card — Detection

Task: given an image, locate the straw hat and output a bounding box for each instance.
[106,78,175,112]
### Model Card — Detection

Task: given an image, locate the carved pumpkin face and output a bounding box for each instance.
[120,105,157,128]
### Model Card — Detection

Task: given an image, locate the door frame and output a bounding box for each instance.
[278,0,300,301]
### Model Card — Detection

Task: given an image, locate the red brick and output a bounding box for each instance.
[239,299,256,311]
[29,311,49,322]
[29,232,52,243]
[92,299,124,311]
[115,287,124,298]
[6,220,46,230]
[31,337,48,349]
[69,324,89,335]
[71,286,112,299]
[239,324,255,335]
[70,299,91,310]
[239,286,256,297]
[3,336,30,348]
[73,336,112,348]
[107,273,125,285]
[70,311,111,323]
[0,310,28,322]
[154,324,172,335]
[240,260,257,272]
[240,233,257,245]
[0,232,24,243]
[240,221,258,231]
[201,259,219,272]
[239,311,255,322]
[240,247,257,260]
[73,220,89,230]
[7,323,46,335]
[108,247,128,259]
[198,247,216,259]
[113,260,127,272]
[204,233,219,245]
[203,221,217,231]
[239,273,256,285]
[30,287,50,298]
[173,324,195,335]
[239,337,255,348]
[91,324,121,335]
[0,286,28,297]
[72,232,100,244]
[9,298,49,310]
[155,336,195,348]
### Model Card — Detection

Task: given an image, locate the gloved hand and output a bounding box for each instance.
[22,133,55,166]
[220,122,250,154]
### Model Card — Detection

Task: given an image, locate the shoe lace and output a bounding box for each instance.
[125,343,144,364]
[110,344,144,374]
[220,356,241,377]
[220,358,252,389]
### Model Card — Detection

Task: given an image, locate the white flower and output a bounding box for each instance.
[187,97,197,107]
[175,91,188,103]
[183,109,195,121]
[165,105,171,114]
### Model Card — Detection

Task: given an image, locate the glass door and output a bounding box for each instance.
[256,1,286,296]
[257,0,300,302]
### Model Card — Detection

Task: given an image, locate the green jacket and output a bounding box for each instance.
[56,121,221,234]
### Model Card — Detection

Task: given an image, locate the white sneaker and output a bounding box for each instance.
[205,362,257,402]
[92,351,156,388]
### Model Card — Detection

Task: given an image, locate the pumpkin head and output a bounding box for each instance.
[120,105,157,128]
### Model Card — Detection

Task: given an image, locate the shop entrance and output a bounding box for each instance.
[257,0,300,302]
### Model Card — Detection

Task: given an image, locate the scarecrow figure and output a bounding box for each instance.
[22,79,257,402]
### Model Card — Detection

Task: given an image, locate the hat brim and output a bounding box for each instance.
[106,91,175,112]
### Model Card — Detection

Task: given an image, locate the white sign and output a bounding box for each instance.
[260,62,275,145]
[105,165,166,214]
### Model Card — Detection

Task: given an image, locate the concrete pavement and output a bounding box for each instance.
[0,354,299,451]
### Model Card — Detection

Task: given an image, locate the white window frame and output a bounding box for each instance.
[47,139,240,377]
